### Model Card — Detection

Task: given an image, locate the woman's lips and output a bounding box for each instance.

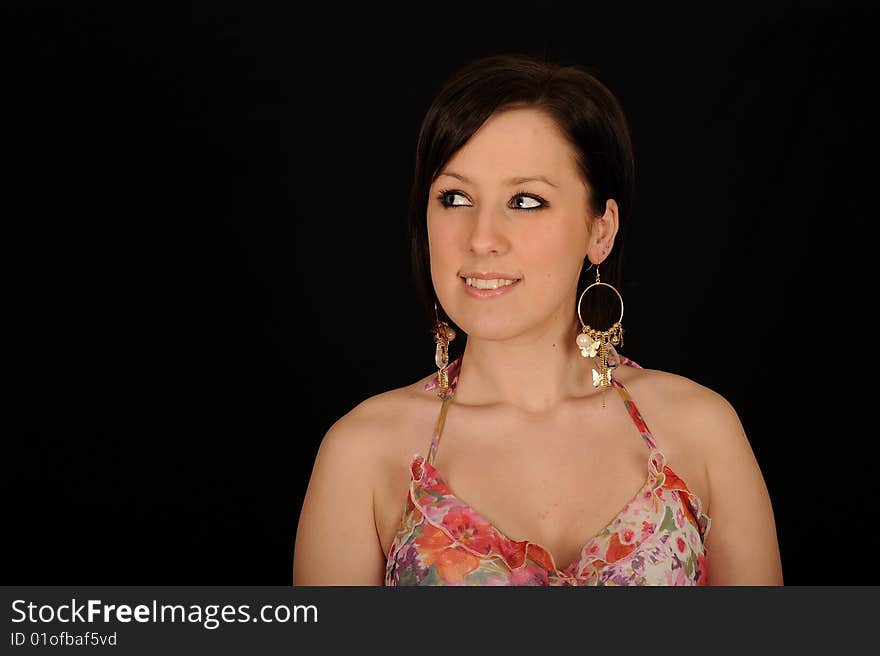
[460,276,521,298]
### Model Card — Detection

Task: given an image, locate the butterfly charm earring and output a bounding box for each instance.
[575,262,624,407]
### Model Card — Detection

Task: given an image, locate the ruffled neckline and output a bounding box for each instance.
[408,446,675,580]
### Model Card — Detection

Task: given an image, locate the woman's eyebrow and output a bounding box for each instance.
[438,171,558,188]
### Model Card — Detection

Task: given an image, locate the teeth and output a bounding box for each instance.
[466,277,517,290]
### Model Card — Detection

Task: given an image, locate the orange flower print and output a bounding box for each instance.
[662,468,689,493]
[523,543,555,572]
[499,539,528,569]
[414,523,481,582]
[680,495,698,526]
[441,508,495,555]
[605,532,637,562]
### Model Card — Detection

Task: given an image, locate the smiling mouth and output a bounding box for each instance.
[461,276,520,290]
[458,276,523,298]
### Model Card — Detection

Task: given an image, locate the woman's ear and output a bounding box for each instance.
[585,199,619,265]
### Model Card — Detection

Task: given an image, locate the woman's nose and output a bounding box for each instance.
[467,205,509,255]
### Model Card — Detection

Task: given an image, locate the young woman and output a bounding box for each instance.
[293,54,783,586]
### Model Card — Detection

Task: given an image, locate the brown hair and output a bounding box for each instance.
[407,53,636,348]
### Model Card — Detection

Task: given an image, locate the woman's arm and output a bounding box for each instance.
[698,388,784,585]
[293,406,387,585]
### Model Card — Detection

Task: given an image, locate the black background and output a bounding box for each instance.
[3,3,877,584]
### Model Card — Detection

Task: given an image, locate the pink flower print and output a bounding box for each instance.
[676,507,685,529]
[509,566,546,586]
[482,572,514,586]
[665,564,690,586]
[640,520,656,541]
[676,536,687,554]
[431,495,471,518]
[620,527,636,544]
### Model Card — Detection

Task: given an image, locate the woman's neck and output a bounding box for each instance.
[451,320,603,414]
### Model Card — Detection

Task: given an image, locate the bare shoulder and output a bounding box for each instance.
[617,361,743,446]
[324,369,440,458]
[293,368,438,584]
[616,359,719,399]
[613,361,749,514]
[630,363,761,476]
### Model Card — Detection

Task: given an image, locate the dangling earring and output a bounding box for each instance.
[575,261,624,408]
[433,301,456,398]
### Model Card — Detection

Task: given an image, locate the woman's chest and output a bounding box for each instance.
[374,388,709,563]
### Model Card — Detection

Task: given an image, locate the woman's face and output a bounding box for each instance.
[427,107,607,342]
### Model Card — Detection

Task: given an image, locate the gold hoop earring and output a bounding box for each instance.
[433,301,456,398]
[575,263,624,407]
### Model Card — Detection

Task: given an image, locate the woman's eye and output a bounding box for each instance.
[440,191,471,207]
[512,194,543,210]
